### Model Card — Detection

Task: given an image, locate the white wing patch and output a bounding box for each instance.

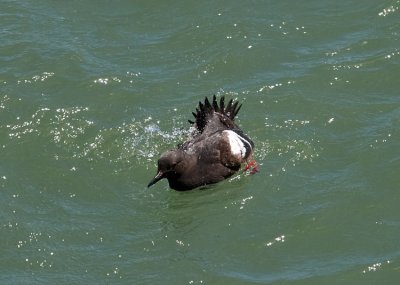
[224,130,252,158]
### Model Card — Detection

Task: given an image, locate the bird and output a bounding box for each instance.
[147,95,257,191]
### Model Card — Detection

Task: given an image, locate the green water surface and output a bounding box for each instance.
[1,1,399,284]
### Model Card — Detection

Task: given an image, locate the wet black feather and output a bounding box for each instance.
[190,95,243,133]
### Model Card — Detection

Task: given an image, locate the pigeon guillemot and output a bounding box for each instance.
[148,95,257,191]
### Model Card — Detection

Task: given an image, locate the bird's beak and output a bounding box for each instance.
[147,171,164,188]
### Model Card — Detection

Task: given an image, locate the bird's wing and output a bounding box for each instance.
[188,95,242,135]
